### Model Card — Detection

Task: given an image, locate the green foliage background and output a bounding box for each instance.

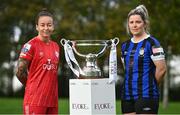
[1,0,180,62]
[0,0,180,99]
[0,0,180,113]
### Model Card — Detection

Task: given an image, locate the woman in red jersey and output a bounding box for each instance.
[15,8,60,114]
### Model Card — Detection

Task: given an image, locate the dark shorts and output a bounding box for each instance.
[121,98,159,114]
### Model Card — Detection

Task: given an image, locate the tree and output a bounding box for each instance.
[0,0,180,98]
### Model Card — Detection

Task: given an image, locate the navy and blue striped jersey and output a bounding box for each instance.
[121,35,165,100]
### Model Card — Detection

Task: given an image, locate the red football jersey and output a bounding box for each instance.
[19,36,60,107]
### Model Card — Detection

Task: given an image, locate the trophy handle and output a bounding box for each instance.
[60,38,72,46]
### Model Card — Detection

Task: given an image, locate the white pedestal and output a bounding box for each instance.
[69,78,116,115]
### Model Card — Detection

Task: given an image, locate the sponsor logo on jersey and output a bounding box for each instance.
[43,59,57,70]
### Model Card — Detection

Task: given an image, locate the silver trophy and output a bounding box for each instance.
[61,38,119,79]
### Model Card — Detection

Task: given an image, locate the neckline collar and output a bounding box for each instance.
[131,34,150,43]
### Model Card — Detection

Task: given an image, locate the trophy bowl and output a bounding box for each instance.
[61,38,119,79]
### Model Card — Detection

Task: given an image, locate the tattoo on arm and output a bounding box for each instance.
[15,58,29,86]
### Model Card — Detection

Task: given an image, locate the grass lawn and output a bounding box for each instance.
[0,98,180,114]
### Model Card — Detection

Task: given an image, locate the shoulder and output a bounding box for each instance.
[21,37,37,50]
[28,36,38,43]
[121,39,131,47]
[51,40,59,46]
[146,36,161,46]
[25,37,38,47]
[51,40,60,49]
[121,39,131,50]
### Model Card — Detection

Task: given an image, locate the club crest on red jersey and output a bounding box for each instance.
[39,51,44,58]
[55,51,59,58]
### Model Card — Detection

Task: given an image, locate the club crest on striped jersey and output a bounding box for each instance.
[139,48,144,56]
[124,51,128,56]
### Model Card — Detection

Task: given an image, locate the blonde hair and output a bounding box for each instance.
[126,5,150,36]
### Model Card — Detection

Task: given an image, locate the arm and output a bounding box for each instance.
[15,58,29,86]
[153,59,167,85]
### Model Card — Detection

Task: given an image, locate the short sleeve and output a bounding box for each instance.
[19,42,34,61]
[149,39,165,61]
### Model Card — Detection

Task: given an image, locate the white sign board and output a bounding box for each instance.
[69,78,116,115]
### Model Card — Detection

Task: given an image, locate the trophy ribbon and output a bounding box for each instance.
[109,38,118,83]
[63,40,84,77]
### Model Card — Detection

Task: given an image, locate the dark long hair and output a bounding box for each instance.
[35,8,54,25]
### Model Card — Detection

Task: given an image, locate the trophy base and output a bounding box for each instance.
[78,76,102,79]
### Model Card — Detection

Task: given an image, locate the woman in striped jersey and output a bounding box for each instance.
[121,5,166,115]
